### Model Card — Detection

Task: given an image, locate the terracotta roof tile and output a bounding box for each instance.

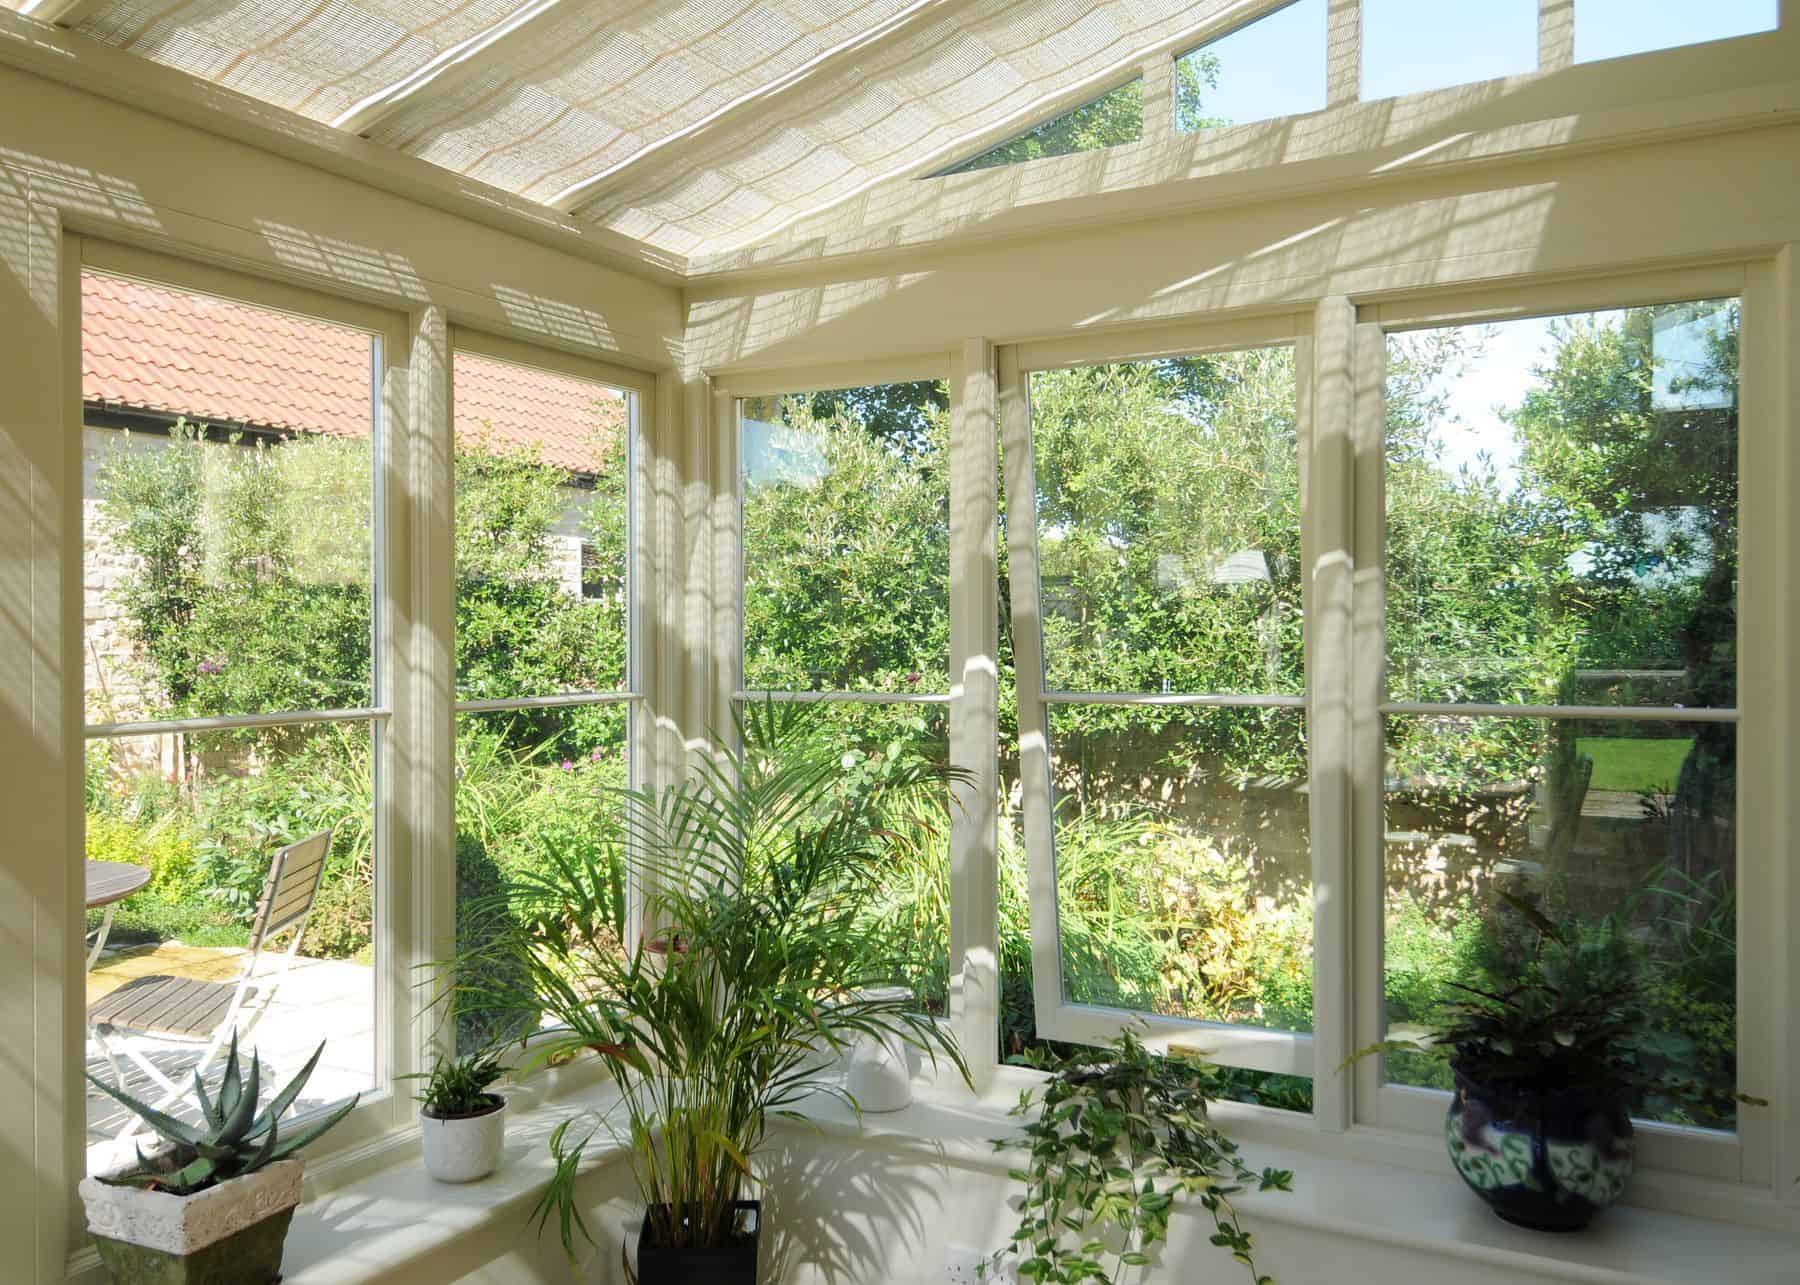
[82,272,625,474]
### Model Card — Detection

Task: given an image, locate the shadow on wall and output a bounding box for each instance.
[758,1133,957,1285]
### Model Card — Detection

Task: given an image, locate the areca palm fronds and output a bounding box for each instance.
[450,698,973,1261]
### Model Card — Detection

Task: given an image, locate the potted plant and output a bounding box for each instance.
[404,1046,509,1183]
[451,700,972,1283]
[988,1029,1293,1285]
[1347,892,1754,1232]
[80,1032,358,1285]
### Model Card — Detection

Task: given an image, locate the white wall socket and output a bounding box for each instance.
[943,1245,1013,1284]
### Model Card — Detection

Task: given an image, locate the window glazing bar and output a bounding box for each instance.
[734,689,951,705]
[454,691,639,714]
[1042,691,1306,708]
[1380,701,1738,723]
[86,707,389,738]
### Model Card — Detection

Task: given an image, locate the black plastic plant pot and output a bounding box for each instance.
[634,1200,760,1285]
[1445,1065,1635,1232]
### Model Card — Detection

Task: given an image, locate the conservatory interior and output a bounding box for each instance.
[3,1,1800,1282]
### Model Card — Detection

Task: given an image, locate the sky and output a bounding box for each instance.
[1406,302,1735,493]
[1179,0,1778,128]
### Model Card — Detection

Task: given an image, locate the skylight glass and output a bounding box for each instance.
[940,79,1144,175]
[1176,0,1328,133]
[1360,0,1537,101]
[1575,0,1778,63]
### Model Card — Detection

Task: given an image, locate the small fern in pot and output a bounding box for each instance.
[404,1046,509,1184]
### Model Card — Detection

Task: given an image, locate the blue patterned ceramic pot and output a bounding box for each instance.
[1445,1065,1634,1231]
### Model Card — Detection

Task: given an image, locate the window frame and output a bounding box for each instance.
[446,325,654,953]
[74,237,416,1162]
[1352,264,1774,1190]
[719,258,1791,1200]
[720,354,998,1052]
[1001,312,1319,1081]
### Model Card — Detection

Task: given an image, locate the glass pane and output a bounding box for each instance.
[453,351,629,700]
[1029,348,1302,695]
[1386,299,1739,707]
[452,703,630,1053]
[941,80,1143,174]
[83,721,377,1175]
[82,272,375,723]
[775,703,953,1014]
[1048,704,1311,1033]
[1360,0,1537,100]
[1576,0,1776,64]
[1176,0,1327,133]
[741,382,951,693]
[1382,714,1737,1129]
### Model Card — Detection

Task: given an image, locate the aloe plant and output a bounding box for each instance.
[86,1031,360,1196]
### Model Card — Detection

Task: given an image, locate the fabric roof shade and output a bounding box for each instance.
[15,0,1267,257]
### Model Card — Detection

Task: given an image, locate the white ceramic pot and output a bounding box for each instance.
[78,1156,304,1258]
[842,985,915,1113]
[420,1097,507,1183]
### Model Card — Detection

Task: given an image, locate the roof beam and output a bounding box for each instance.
[330,0,571,137]
[549,0,972,215]
[20,0,115,27]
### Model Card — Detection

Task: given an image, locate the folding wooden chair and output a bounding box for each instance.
[88,829,332,1132]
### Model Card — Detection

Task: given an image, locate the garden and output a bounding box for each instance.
[86,298,1740,1128]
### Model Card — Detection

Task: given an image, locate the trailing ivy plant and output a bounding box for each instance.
[987,1030,1293,1284]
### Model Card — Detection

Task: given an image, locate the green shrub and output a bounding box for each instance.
[453,832,540,1053]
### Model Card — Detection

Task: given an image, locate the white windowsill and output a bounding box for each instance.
[95,1062,1796,1285]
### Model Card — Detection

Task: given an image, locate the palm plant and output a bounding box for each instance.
[450,699,973,1262]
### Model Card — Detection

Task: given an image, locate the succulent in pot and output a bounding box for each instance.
[404,1046,509,1183]
[80,1031,358,1285]
[1347,893,1756,1232]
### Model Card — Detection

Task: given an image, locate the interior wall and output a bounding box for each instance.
[0,59,686,1285]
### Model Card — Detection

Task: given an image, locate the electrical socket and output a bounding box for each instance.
[943,1244,994,1284]
[945,1245,1017,1284]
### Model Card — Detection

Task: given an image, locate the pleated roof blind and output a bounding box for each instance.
[15,0,1251,256]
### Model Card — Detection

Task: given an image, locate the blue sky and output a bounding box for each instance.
[1402,301,1735,493]
[1179,0,1778,128]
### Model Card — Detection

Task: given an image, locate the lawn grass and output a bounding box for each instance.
[1576,736,1693,793]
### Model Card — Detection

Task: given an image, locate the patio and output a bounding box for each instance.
[83,943,376,1177]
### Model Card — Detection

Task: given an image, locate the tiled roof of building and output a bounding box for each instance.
[82,272,623,474]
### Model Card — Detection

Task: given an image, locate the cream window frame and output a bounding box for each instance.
[717,352,1011,1073]
[1351,264,1776,1192]
[1000,311,1321,1083]
[73,238,419,1162]
[445,325,655,956]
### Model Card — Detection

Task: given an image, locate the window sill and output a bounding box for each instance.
[70,1063,1798,1285]
[785,1065,1800,1285]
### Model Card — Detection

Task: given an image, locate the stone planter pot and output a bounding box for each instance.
[420,1095,506,1183]
[1446,1064,1634,1231]
[78,1157,303,1285]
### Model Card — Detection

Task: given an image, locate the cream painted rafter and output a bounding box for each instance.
[551,0,976,214]
[17,0,109,26]
[331,0,572,137]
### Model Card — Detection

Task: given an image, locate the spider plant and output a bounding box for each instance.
[449,699,974,1262]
